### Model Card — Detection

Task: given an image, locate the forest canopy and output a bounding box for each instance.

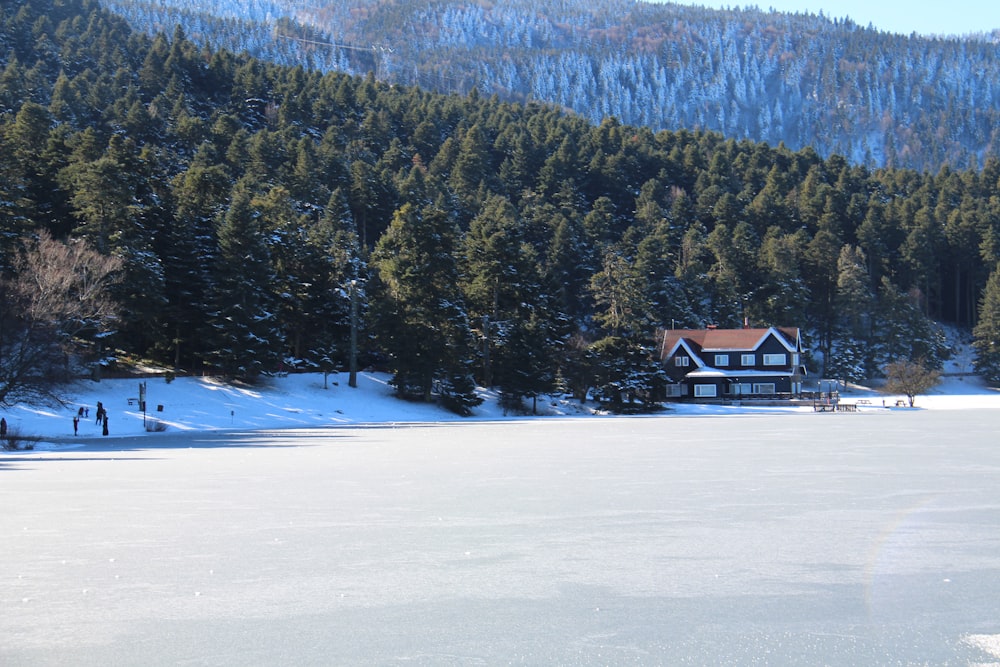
[100,0,1000,173]
[2,0,997,409]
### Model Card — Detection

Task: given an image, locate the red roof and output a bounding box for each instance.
[659,327,800,360]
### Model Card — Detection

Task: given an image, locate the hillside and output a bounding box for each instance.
[101,0,1000,172]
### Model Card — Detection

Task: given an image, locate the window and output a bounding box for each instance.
[664,384,683,397]
[763,353,786,366]
[694,384,717,397]
[741,353,755,366]
[675,356,690,367]
[752,383,776,395]
[715,354,729,366]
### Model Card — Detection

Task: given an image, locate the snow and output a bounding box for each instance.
[1,324,993,444]
[2,362,999,445]
[2,371,581,445]
[3,350,1000,664]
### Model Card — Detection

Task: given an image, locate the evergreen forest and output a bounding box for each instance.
[5,0,1000,412]
[101,0,1000,173]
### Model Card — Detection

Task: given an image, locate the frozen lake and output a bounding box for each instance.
[3,409,1000,665]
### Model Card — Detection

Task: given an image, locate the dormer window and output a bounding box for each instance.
[715,354,729,366]
[675,356,690,367]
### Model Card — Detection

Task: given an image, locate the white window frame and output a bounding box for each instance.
[741,353,755,366]
[675,356,690,367]
[752,383,776,395]
[763,353,786,366]
[715,354,729,367]
[664,384,683,397]
[694,384,717,398]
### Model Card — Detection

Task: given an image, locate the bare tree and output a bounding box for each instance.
[0,231,122,405]
[882,358,940,408]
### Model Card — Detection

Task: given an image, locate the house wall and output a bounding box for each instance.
[661,329,805,401]
[685,375,796,400]
[664,350,693,382]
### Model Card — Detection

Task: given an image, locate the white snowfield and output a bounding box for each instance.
[2,369,998,443]
[3,371,1000,665]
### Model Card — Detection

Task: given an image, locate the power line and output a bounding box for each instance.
[274,28,394,77]
[274,29,383,54]
[274,26,472,93]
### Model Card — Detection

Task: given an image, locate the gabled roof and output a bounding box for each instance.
[659,327,800,362]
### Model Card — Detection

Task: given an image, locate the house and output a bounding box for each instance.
[658,326,807,400]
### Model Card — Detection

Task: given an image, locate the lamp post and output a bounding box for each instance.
[348,279,358,388]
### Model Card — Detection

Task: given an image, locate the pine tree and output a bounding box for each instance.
[875,276,947,375]
[462,194,552,388]
[206,181,283,381]
[61,135,168,356]
[836,246,874,336]
[544,207,593,324]
[973,264,1000,385]
[635,219,695,328]
[158,163,230,369]
[829,244,874,381]
[590,249,653,338]
[255,185,348,366]
[371,203,479,409]
[496,312,557,414]
[588,336,666,414]
[4,101,71,236]
[753,227,809,326]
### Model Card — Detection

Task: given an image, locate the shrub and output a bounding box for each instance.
[2,426,38,451]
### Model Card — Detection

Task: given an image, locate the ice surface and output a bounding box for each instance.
[3,405,1000,665]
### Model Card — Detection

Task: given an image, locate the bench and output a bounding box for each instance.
[814,403,857,412]
[127,397,138,406]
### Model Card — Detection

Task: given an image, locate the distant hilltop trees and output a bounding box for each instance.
[103,0,1000,173]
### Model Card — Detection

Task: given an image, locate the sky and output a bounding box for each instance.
[658,1,1000,37]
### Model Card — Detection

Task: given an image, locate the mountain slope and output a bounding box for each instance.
[102,0,1000,172]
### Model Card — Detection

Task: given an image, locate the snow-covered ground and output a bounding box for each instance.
[3,362,998,446]
[2,324,994,444]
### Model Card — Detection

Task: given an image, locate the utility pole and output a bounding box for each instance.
[349,280,359,388]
